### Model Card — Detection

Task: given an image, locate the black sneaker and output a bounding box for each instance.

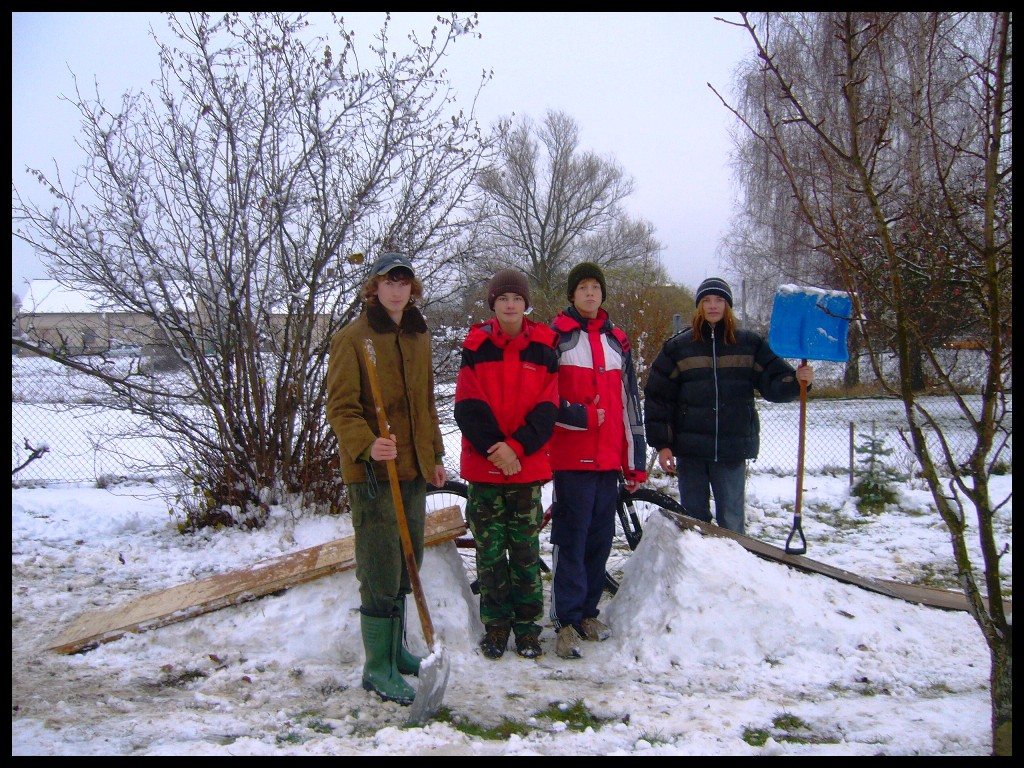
[480,625,510,659]
[515,633,543,659]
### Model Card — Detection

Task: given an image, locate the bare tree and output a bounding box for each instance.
[12,12,491,528]
[470,110,663,320]
[711,12,1011,753]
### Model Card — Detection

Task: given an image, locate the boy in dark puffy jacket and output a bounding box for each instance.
[644,277,813,534]
[455,269,559,660]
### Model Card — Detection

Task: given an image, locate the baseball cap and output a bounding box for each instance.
[370,252,414,277]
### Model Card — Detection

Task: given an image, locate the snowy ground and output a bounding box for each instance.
[11,472,1011,755]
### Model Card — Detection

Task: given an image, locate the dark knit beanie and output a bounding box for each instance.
[695,277,733,308]
[566,262,607,303]
[487,268,531,310]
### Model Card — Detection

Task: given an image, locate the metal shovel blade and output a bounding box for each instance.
[406,644,451,727]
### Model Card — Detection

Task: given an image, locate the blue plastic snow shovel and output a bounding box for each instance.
[768,286,853,555]
[362,340,450,726]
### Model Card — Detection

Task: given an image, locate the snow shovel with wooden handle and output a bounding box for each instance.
[361,339,450,726]
[768,285,854,555]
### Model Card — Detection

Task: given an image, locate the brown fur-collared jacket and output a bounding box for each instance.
[327,302,444,484]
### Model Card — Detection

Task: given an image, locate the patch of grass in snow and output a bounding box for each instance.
[637,729,671,747]
[743,712,842,747]
[828,678,892,697]
[814,503,874,533]
[919,681,957,698]
[901,561,960,590]
[437,699,614,740]
[434,707,533,740]
[317,680,348,697]
[148,666,208,688]
[742,726,771,747]
[535,698,609,731]
[299,714,334,735]
[773,712,808,731]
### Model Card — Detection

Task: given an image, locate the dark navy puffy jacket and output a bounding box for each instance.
[643,322,801,462]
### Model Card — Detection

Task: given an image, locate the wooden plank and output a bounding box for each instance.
[658,509,1010,615]
[49,504,467,654]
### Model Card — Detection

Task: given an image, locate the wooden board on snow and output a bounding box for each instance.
[49,504,467,655]
[659,509,1010,615]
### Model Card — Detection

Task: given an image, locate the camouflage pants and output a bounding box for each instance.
[465,482,544,636]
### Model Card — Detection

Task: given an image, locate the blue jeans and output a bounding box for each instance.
[675,457,747,534]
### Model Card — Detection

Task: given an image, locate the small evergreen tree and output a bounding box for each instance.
[852,421,905,514]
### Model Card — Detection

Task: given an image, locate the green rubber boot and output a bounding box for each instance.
[360,609,415,705]
[394,595,423,677]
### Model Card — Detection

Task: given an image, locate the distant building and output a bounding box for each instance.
[15,280,166,356]
[15,279,338,357]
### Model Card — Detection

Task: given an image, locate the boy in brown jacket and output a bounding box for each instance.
[326,252,446,705]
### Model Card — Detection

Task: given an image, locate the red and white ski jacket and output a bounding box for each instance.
[454,317,560,484]
[549,307,648,483]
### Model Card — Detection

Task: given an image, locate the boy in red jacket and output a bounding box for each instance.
[454,269,559,660]
[549,262,647,659]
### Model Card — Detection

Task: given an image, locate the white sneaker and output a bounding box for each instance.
[555,625,583,659]
[580,617,611,641]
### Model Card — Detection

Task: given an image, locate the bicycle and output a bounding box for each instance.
[425,478,686,596]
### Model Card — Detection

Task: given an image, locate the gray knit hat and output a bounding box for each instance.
[695,277,733,308]
[566,262,606,303]
[487,268,531,310]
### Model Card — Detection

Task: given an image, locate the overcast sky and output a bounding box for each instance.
[12,12,752,297]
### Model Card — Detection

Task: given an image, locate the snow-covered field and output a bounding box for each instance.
[12,469,1011,755]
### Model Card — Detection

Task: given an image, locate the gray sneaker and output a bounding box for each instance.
[555,625,583,659]
[580,617,611,641]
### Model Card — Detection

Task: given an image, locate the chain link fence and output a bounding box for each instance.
[13,353,1011,487]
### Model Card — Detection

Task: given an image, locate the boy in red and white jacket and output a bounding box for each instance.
[548,262,647,659]
[454,269,559,660]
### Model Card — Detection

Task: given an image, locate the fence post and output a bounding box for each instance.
[849,421,855,486]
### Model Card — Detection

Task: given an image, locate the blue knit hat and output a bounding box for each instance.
[695,277,733,308]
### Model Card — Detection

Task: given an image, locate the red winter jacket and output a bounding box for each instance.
[454,317,560,484]
[549,307,648,483]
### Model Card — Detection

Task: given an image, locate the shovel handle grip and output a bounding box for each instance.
[361,340,436,647]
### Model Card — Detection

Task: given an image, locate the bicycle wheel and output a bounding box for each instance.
[425,480,477,593]
[603,486,685,595]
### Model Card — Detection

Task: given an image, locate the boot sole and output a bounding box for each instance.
[362,678,414,706]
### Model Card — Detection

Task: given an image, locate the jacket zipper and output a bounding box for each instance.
[711,323,719,462]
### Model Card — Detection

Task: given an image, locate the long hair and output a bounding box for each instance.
[360,271,424,309]
[691,301,738,345]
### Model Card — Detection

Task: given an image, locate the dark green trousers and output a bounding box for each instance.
[349,475,426,615]
[466,482,544,637]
